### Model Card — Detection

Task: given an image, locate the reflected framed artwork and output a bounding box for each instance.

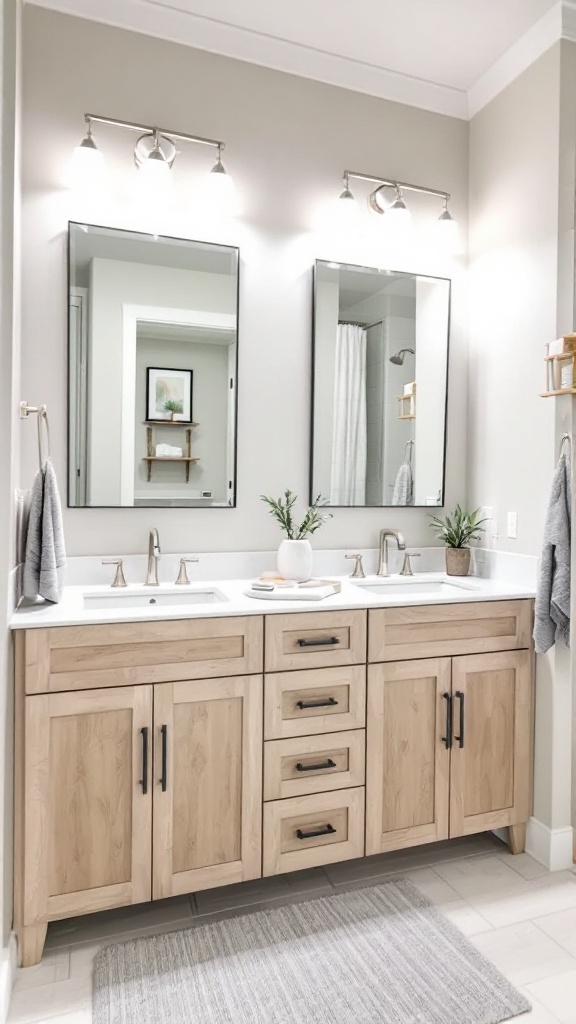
[146,367,193,423]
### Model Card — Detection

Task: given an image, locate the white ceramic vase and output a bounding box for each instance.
[277,539,313,582]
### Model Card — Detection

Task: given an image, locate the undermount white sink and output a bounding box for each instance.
[352,577,480,597]
[83,587,228,610]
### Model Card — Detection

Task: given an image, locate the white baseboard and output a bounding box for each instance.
[0,933,17,1023]
[526,817,574,871]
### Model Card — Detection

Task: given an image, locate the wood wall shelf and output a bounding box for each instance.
[144,423,199,482]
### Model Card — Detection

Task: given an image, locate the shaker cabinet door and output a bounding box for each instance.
[152,675,263,900]
[449,650,532,838]
[22,686,153,931]
[366,659,451,855]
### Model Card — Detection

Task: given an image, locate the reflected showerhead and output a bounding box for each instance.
[389,348,415,365]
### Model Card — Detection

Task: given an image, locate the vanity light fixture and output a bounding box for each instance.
[341,169,460,253]
[70,114,235,210]
[333,172,360,229]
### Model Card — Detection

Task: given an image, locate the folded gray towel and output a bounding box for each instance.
[23,459,66,604]
[534,453,571,654]
[392,461,413,506]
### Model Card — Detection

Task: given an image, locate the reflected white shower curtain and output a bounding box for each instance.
[330,324,367,505]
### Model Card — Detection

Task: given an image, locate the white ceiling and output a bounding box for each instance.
[27,0,575,117]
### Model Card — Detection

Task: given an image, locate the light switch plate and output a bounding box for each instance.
[507,511,518,539]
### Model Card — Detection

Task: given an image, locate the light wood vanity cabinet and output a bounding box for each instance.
[14,599,534,966]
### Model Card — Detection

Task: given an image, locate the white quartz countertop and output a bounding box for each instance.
[10,573,536,630]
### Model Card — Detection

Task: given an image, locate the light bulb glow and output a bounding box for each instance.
[385,197,412,229]
[136,150,172,209]
[435,208,462,255]
[68,135,105,193]
[205,158,237,216]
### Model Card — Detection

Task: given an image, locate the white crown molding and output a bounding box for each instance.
[24,0,576,122]
[562,0,576,40]
[25,0,469,119]
[467,0,576,118]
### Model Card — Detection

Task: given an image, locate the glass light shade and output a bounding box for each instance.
[334,188,360,230]
[435,209,462,254]
[138,152,172,198]
[385,197,412,230]
[69,138,105,192]
[205,160,237,216]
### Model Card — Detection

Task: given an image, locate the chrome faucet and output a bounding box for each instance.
[377,529,406,576]
[145,528,161,586]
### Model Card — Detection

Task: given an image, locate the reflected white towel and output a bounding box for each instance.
[23,459,66,603]
[392,461,413,506]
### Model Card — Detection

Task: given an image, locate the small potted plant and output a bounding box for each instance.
[428,505,488,576]
[260,489,332,581]
[164,399,183,420]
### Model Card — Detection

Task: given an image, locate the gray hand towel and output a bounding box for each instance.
[22,459,66,604]
[534,453,571,654]
[392,461,413,506]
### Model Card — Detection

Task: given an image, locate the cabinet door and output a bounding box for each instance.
[23,687,152,928]
[449,650,532,837]
[153,675,263,900]
[366,659,451,855]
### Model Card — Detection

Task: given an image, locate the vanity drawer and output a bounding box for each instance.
[264,729,365,801]
[368,601,533,663]
[23,616,264,693]
[263,787,365,875]
[264,610,366,673]
[264,665,366,739]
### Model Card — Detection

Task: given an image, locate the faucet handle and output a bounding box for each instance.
[175,556,199,585]
[345,553,366,579]
[102,558,127,588]
[400,552,421,577]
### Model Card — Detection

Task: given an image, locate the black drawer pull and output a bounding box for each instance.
[442,692,452,750]
[296,636,340,647]
[296,824,336,840]
[295,758,337,773]
[454,691,465,748]
[160,724,168,792]
[296,697,339,710]
[140,727,149,795]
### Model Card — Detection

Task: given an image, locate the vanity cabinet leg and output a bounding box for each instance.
[508,823,526,855]
[18,922,48,967]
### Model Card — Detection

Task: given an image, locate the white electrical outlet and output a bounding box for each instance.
[507,512,518,539]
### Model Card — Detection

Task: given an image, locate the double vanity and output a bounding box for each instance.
[11,569,535,966]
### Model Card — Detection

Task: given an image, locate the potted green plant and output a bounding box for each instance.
[164,398,183,420]
[428,505,488,576]
[260,489,332,581]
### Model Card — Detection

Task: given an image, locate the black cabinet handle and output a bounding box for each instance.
[296,697,338,710]
[295,758,336,773]
[160,724,168,792]
[454,691,465,748]
[442,693,452,750]
[297,636,340,647]
[140,727,149,795]
[296,824,336,840]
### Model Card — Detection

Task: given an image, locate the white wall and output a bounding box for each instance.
[468,48,558,555]
[0,0,20,995]
[20,6,469,555]
[413,279,450,505]
[468,41,576,856]
[134,335,229,502]
[87,257,235,505]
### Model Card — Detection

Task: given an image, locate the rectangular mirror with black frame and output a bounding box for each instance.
[68,222,239,508]
[311,259,450,508]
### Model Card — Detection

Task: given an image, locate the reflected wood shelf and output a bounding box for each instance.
[397,393,416,419]
[540,389,576,397]
[144,422,199,482]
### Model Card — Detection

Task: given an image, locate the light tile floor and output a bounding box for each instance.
[8,833,576,1023]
